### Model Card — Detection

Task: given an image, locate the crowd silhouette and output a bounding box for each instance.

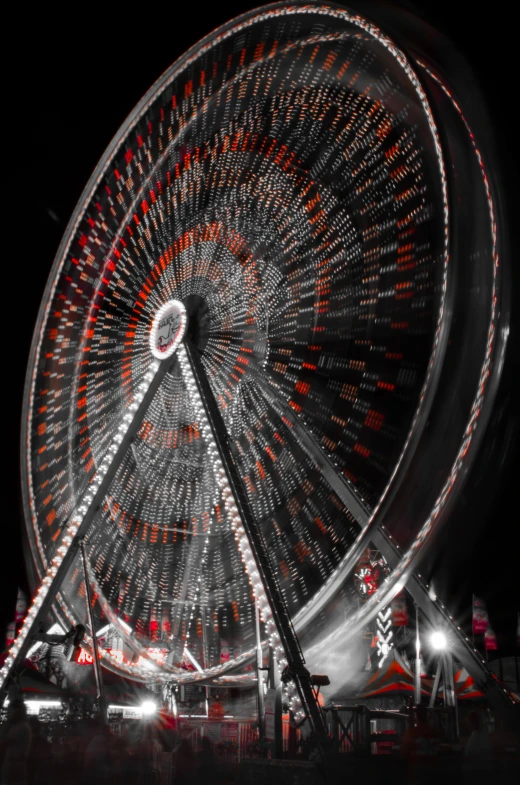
[0,699,233,785]
[1,699,518,785]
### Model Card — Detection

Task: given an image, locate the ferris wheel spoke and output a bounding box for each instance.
[1,357,174,694]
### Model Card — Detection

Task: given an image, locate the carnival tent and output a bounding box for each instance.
[454,667,484,700]
[359,649,430,699]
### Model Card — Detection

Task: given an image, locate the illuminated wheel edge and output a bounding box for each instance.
[19,2,508,684]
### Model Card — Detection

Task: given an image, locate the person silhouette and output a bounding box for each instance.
[173,737,195,784]
[27,717,53,785]
[0,699,32,785]
[197,736,216,785]
[401,704,442,784]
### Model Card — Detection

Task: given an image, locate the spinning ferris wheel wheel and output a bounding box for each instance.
[2,0,512,738]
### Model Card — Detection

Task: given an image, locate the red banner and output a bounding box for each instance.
[472,595,489,635]
[15,588,27,623]
[485,626,498,651]
[6,622,15,648]
[391,590,408,626]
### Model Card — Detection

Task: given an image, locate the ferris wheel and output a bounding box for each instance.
[2,1,512,731]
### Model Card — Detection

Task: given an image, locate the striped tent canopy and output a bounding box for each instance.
[436,667,485,701]
[359,650,430,699]
[454,667,485,700]
[442,666,520,704]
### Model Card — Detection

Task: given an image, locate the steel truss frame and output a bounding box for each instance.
[255,371,514,718]
[2,339,512,732]
[0,357,172,700]
[184,341,331,755]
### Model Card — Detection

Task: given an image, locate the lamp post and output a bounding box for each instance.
[428,631,459,740]
[414,603,421,705]
[429,631,448,709]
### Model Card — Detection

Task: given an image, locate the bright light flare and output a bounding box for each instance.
[141,700,157,715]
[430,631,448,650]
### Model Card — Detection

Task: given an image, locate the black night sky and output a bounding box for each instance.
[5,2,517,659]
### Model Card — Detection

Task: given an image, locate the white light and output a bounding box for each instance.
[141,700,157,715]
[430,631,448,650]
[47,623,66,635]
[149,300,187,360]
[4,699,62,716]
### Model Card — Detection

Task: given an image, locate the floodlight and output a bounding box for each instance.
[430,631,448,650]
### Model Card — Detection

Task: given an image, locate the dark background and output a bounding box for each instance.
[5,2,516,656]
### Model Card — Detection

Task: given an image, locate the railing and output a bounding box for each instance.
[323,704,411,754]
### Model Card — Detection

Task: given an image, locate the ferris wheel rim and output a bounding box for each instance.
[22,0,447,571]
[19,1,475,686]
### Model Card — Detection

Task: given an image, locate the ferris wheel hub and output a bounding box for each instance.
[149,299,187,360]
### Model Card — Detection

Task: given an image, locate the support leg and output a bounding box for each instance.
[255,599,266,751]
[430,658,443,707]
[79,538,107,722]
[183,341,331,760]
[414,603,422,704]
[1,358,172,698]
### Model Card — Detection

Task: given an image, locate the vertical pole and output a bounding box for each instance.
[407,697,414,728]
[414,603,421,705]
[288,709,297,758]
[361,705,371,756]
[170,685,178,718]
[1,358,168,700]
[429,658,442,708]
[443,653,451,707]
[201,605,209,718]
[444,651,459,740]
[79,538,107,723]
[330,708,339,752]
[183,342,330,758]
[268,647,283,759]
[255,599,265,749]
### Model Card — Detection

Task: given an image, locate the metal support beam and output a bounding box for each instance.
[429,658,442,707]
[371,527,514,718]
[255,599,266,749]
[184,341,331,758]
[254,367,514,721]
[79,538,107,722]
[414,603,421,705]
[268,647,284,759]
[444,651,459,739]
[1,358,172,697]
